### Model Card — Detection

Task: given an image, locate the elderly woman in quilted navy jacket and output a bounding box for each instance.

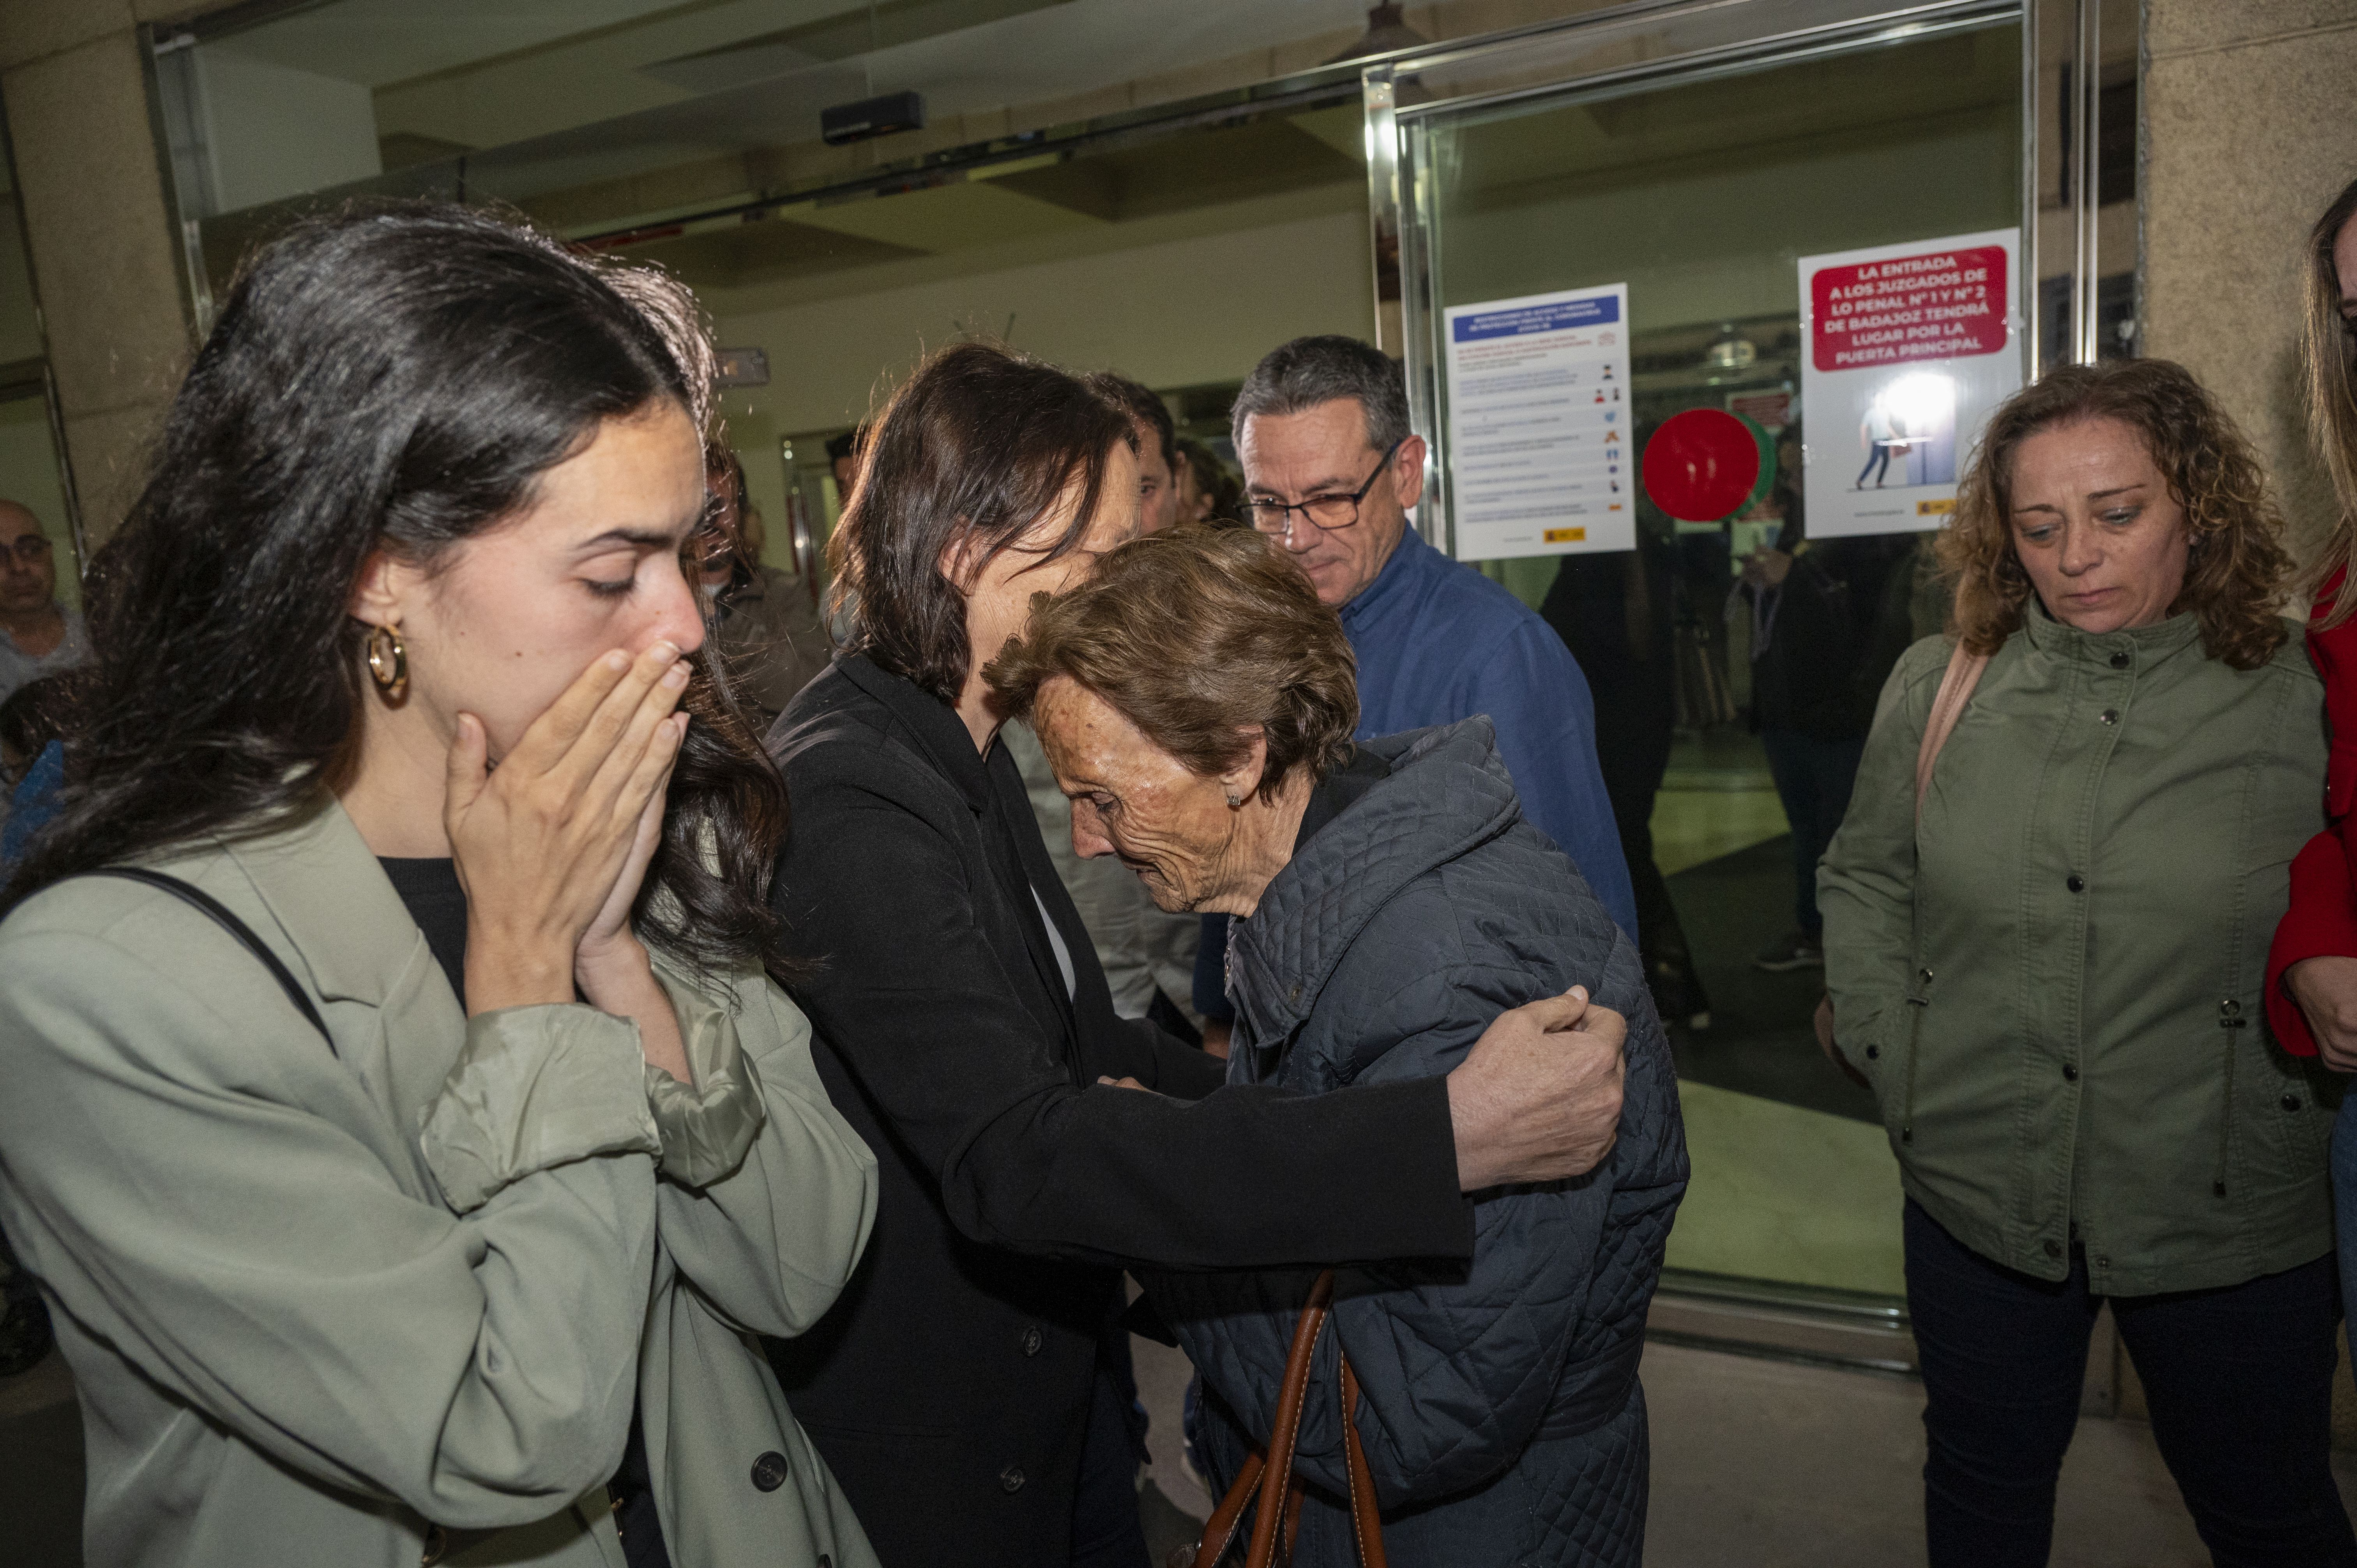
[986,522,1688,1567]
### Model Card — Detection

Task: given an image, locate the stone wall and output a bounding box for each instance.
[2143,0,2357,565]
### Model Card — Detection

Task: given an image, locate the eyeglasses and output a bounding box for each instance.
[0,534,52,567]
[1244,440,1404,537]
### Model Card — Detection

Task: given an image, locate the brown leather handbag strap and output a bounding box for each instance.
[1246,1270,1332,1568]
[1915,641,1990,820]
[1339,1356,1389,1568]
[1185,1269,1387,1568]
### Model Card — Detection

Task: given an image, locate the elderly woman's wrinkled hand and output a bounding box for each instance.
[1446,987,1627,1190]
[2286,957,2357,1073]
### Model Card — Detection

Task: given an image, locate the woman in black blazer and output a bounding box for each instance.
[764,342,1630,1568]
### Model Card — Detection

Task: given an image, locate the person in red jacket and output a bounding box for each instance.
[2267,177,2357,1058]
[2267,176,2357,1328]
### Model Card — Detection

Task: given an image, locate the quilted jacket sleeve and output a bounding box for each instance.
[1150,883,1607,1506]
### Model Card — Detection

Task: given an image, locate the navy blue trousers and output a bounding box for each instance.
[1905,1199,2357,1567]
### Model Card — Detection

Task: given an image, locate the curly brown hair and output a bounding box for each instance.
[982,522,1358,801]
[1939,358,2290,670]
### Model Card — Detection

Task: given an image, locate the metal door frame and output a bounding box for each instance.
[1361,0,2125,558]
[1353,0,2134,1375]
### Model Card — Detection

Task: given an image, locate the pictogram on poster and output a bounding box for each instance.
[1441,283,1633,560]
[1796,228,2022,539]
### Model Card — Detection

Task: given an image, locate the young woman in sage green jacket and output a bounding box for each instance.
[1820,360,2352,1568]
[0,207,879,1568]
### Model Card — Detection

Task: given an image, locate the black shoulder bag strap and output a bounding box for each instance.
[82,867,336,1055]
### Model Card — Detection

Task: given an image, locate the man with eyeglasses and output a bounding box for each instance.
[0,501,84,708]
[1227,335,1635,940]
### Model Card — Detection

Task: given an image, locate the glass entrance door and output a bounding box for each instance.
[1373,0,2042,1333]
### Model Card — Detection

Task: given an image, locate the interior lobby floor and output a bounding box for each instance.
[1132,1332,2357,1566]
[7,1321,2354,1563]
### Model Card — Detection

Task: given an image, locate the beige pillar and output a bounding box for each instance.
[0,2,228,548]
[2143,0,2357,564]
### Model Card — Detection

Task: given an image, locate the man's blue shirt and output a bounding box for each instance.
[1338,526,1636,938]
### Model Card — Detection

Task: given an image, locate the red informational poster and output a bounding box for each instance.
[1796,228,2023,540]
[1809,244,2009,373]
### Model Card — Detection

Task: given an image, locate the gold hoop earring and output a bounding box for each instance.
[366,623,408,703]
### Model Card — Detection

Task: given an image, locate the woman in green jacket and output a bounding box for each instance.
[1820,359,2352,1567]
[0,207,878,1568]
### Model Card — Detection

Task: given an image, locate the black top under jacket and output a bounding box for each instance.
[375,856,671,1568]
[762,654,1474,1568]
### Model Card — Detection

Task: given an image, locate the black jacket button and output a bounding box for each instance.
[2110,651,2130,669]
[1864,1044,1880,1060]
[751,1451,790,1492]
[2044,1239,2062,1258]
[1000,1465,1027,1493]
[2099,708,2119,725]
[2067,874,2085,893]
[2062,1064,2078,1081]
[1020,1325,1043,1357]
[2284,1094,2304,1112]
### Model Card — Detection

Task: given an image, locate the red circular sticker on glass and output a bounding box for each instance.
[1641,409,1760,522]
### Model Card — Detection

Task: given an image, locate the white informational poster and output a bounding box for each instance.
[1796,227,2023,539]
[1441,283,1633,561]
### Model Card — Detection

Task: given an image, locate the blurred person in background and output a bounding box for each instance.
[1544,523,1707,1029]
[990,523,1686,1568]
[0,500,86,707]
[700,447,833,729]
[0,669,88,866]
[0,205,880,1568]
[0,668,81,1380]
[765,339,1634,1568]
[826,426,865,502]
[1173,436,1244,527]
[1822,359,2349,1567]
[1735,479,1916,974]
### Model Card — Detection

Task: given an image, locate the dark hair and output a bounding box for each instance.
[1231,335,1410,454]
[700,444,754,580]
[983,522,1357,802]
[1940,358,2290,671]
[828,341,1133,704]
[1175,438,1246,526]
[0,670,89,766]
[823,427,864,464]
[1083,371,1176,473]
[4,202,790,974]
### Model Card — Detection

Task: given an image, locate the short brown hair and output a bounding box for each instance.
[828,341,1134,703]
[1940,358,2290,671]
[983,523,1358,800]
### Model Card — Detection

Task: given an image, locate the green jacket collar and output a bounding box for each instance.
[2020,597,2203,666]
[215,795,421,1008]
